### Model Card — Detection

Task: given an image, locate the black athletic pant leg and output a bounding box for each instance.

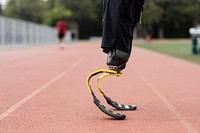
[101,0,144,55]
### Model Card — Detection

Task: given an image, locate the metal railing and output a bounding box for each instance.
[0,15,58,45]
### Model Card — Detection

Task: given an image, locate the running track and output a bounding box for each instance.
[0,41,200,133]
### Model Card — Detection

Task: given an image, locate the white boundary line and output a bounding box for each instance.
[0,55,88,121]
[131,64,198,133]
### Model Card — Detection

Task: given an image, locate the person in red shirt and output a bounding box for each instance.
[55,19,67,49]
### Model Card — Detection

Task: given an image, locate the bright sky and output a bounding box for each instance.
[0,0,7,5]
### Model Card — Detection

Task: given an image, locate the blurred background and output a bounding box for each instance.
[0,0,200,60]
[0,0,199,39]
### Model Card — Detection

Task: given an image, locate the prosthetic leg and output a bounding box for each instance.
[86,69,137,120]
[86,50,137,120]
[87,0,145,120]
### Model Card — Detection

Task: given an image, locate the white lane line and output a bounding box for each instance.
[131,64,198,133]
[0,55,88,121]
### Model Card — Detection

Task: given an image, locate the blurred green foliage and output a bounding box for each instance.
[43,0,72,26]
[0,4,2,14]
[144,0,199,25]
[5,0,48,23]
[143,0,200,38]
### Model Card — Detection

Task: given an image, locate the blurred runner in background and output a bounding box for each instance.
[55,19,67,49]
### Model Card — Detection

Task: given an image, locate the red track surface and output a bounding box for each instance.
[0,41,200,133]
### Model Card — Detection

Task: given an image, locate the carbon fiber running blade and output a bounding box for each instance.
[91,92,126,120]
[86,69,128,120]
[93,97,126,120]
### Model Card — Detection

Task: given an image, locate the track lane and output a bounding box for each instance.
[0,43,91,115]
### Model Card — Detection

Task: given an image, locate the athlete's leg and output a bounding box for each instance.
[58,33,65,49]
[101,0,145,71]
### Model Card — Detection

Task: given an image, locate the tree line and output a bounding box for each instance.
[144,0,200,38]
[1,0,200,38]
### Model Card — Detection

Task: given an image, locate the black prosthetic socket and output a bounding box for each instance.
[107,49,130,72]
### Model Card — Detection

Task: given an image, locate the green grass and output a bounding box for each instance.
[135,41,200,65]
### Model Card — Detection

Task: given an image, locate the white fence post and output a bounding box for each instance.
[0,16,5,45]
[0,15,68,46]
